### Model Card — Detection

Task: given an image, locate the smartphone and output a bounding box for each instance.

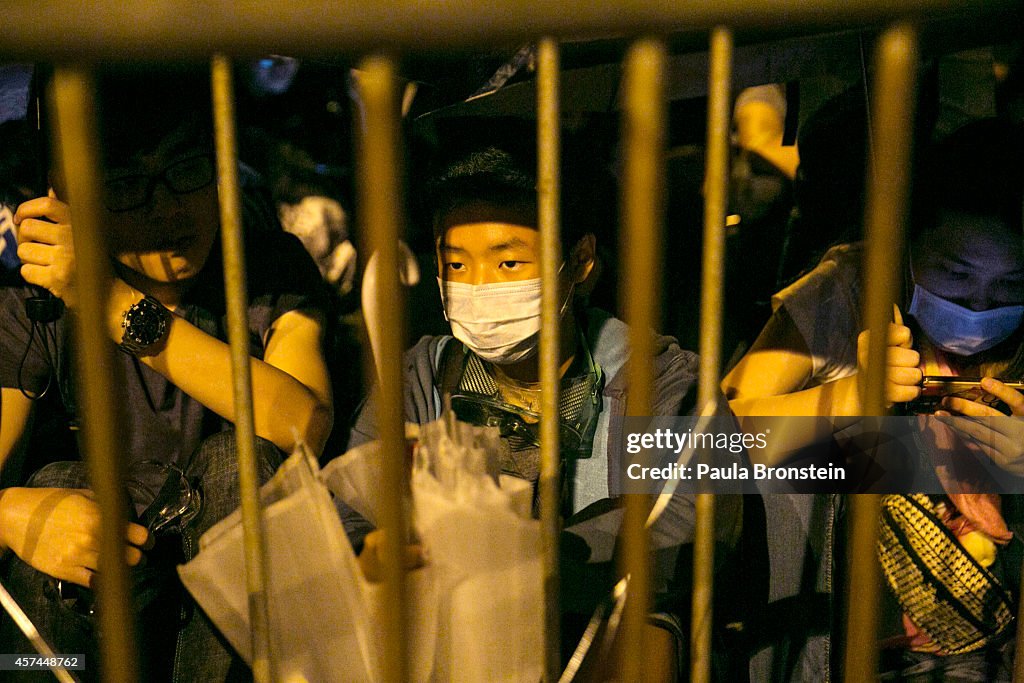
[903,376,1024,415]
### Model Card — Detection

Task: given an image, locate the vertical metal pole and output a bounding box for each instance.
[49,66,138,683]
[355,55,409,683]
[537,36,563,683]
[693,25,732,683]
[1015,569,1024,681]
[211,55,276,683]
[618,37,666,682]
[845,24,918,683]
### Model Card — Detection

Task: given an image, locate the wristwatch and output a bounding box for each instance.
[119,295,171,356]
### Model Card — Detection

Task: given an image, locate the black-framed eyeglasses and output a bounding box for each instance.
[104,154,215,213]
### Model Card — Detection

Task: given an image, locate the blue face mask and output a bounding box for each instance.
[908,283,1024,356]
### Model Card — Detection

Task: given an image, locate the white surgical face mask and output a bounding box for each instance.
[438,270,573,364]
[908,283,1024,356]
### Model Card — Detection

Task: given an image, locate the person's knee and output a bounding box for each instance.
[187,430,285,482]
[24,461,90,489]
[184,431,285,535]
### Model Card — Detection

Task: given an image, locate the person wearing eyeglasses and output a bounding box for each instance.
[0,66,333,681]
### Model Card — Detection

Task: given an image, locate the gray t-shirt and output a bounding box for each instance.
[0,230,327,480]
[772,242,864,387]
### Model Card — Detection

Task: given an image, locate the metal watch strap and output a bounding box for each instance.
[119,295,171,356]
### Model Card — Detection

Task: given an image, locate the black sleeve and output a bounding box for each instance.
[247,230,333,322]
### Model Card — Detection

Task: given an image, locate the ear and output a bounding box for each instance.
[569,233,596,284]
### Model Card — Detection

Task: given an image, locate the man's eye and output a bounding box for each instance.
[500,261,523,270]
[446,262,464,271]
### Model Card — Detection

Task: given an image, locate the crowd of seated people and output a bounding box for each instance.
[0,45,1022,682]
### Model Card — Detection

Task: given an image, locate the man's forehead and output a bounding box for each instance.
[440,198,535,229]
[439,221,539,253]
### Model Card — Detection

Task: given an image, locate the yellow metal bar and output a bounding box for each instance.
[537,36,563,683]
[1015,568,1024,681]
[49,65,138,683]
[1,0,1013,58]
[618,37,665,682]
[693,26,732,683]
[210,55,276,683]
[858,29,918,415]
[844,23,918,683]
[355,55,409,683]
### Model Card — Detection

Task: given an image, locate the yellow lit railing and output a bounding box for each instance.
[4,1,1014,680]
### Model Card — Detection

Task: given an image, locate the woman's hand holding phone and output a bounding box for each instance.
[935,377,1024,475]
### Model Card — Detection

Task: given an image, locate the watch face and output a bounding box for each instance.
[124,299,168,346]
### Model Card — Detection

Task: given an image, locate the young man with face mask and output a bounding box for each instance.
[348,140,743,677]
[0,67,334,681]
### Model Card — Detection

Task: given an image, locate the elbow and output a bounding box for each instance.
[262,395,334,457]
[302,402,334,457]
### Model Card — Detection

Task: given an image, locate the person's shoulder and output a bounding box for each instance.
[402,334,460,381]
[584,308,629,375]
[773,240,862,305]
[248,228,313,263]
[820,241,864,270]
[246,229,328,298]
[584,308,698,382]
[405,334,452,361]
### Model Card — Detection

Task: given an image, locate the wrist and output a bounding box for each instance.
[117,292,172,357]
[107,280,143,342]
[0,487,15,552]
[832,375,864,416]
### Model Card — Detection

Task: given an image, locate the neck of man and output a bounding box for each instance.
[115,263,191,309]
[492,319,580,384]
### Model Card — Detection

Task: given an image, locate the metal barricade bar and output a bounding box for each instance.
[355,55,411,683]
[692,25,733,683]
[2,0,1012,57]
[49,66,138,683]
[210,55,276,683]
[537,36,563,683]
[618,37,666,681]
[13,4,997,682]
[844,23,919,683]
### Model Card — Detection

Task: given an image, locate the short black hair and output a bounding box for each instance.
[94,64,213,169]
[912,118,1024,241]
[427,145,536,221]
[35,63,214,177]
[419,117,612,253]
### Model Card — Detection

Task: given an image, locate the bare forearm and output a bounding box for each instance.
[728,376,862,466]
[729,374,860,418]
[146,316,331,451]
[105,287,332,453]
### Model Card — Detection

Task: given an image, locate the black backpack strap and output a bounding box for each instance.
[435,337,469,400]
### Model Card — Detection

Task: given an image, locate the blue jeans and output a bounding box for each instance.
[0,431,284,682]
[748,493,840,683]
[879,638,1015,683]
